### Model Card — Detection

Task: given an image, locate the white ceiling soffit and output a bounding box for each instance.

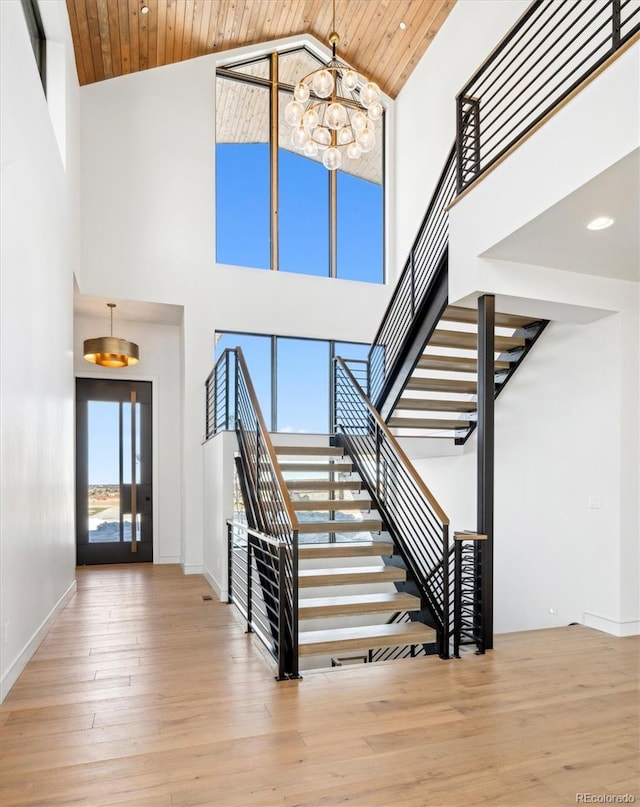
[74,293,184,326]
[483,148,640,283]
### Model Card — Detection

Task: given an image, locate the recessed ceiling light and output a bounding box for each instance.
[587,216,614,231]
[140,4,149,13]
[399,21,407,30]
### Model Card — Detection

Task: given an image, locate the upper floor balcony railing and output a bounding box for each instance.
[456,0,640,194]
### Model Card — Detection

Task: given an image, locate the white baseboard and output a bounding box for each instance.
[156,555,180,565]
[583,611,640,637]
[1,578,77,703]
[181,562,204,575]
[203,565,227,602]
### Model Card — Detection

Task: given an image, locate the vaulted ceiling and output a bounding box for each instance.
[65,0,455,97]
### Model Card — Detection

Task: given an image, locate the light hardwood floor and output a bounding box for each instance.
[1,564,638,806]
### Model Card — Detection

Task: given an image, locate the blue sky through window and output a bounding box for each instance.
[216,144,383,282]
[216,334,368,434]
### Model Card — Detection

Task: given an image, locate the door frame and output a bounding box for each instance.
[75,372,160,565]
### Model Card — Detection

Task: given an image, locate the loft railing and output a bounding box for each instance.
[333,357,451,658]
[206,348,300,679]
[368,147,456,412]
[456,0,640,193]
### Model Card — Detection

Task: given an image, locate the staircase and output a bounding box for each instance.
[274,443,436,665]
[387,304,548,442]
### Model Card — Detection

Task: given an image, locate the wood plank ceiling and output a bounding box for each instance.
[65,0,456,97]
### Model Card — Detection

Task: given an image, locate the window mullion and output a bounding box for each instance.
[329,165,337,278]
[270,53,279,272]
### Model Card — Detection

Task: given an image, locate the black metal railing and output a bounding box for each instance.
[227,521,293,680]
[368,147,456,409]
[456,0,640,193]
[207,348,300,679]
[205,349,234,438]
[453,536,483,656]
[333,357,451,658]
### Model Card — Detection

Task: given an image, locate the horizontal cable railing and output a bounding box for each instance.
[456,0,640,193]
[208,347,300,679]
[205,349,234,438]
[368,147,456,408]
[227,521,292,680]
[333,357,450,658]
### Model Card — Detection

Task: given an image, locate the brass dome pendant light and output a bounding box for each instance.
[83,303,140,368]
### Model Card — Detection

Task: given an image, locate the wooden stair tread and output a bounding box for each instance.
[397,397,477,413]
[299,541,393,559]
[389,417,471,430]
[418,355,510,373]
[297,519,382,534]
[299,565,406,587]
[274,445,343,456]
[293,498,372,511]
[279,461,352,473]
[299,621,436,656]
[442,305,540,329]
[287,480,362,491]
[299,592,421,619]
[431,329,524,352]
[407,377,478,394]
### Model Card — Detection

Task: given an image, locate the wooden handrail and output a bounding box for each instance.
[234,348,300,531]
[335,357,450,526]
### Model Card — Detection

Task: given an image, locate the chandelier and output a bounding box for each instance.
[83,303,140,368]
[284,0,382,171]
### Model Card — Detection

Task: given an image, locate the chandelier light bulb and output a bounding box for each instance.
[342,69,359,91]
[314,126,331,149]
[326,102,347,130]
[351,110,367,132]
[356,126,376,153]
[367,101,383,121]
[346,142,362,160]
[284,99,304,126]
[294,82,310,103]
[303,140,319,157]
[291,124,310,149]
[360,81,381,108]
[337,126,352,145]
[303,108,320,131]
[312,69,334,98]
[322,146,342,171]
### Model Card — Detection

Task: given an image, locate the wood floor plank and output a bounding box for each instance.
[0,565,637,807]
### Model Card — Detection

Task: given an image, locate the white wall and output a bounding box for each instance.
[74,315,183,564]
[203,431,236,599]
[0,0,80,700]
[78,49,391,573]
[393,0,528,269]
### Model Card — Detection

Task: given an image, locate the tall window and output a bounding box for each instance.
[215,332,369,433]
[21,0,46,94]
[216,48,384,283]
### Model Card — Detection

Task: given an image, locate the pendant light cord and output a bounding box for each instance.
[108,302,116,337]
